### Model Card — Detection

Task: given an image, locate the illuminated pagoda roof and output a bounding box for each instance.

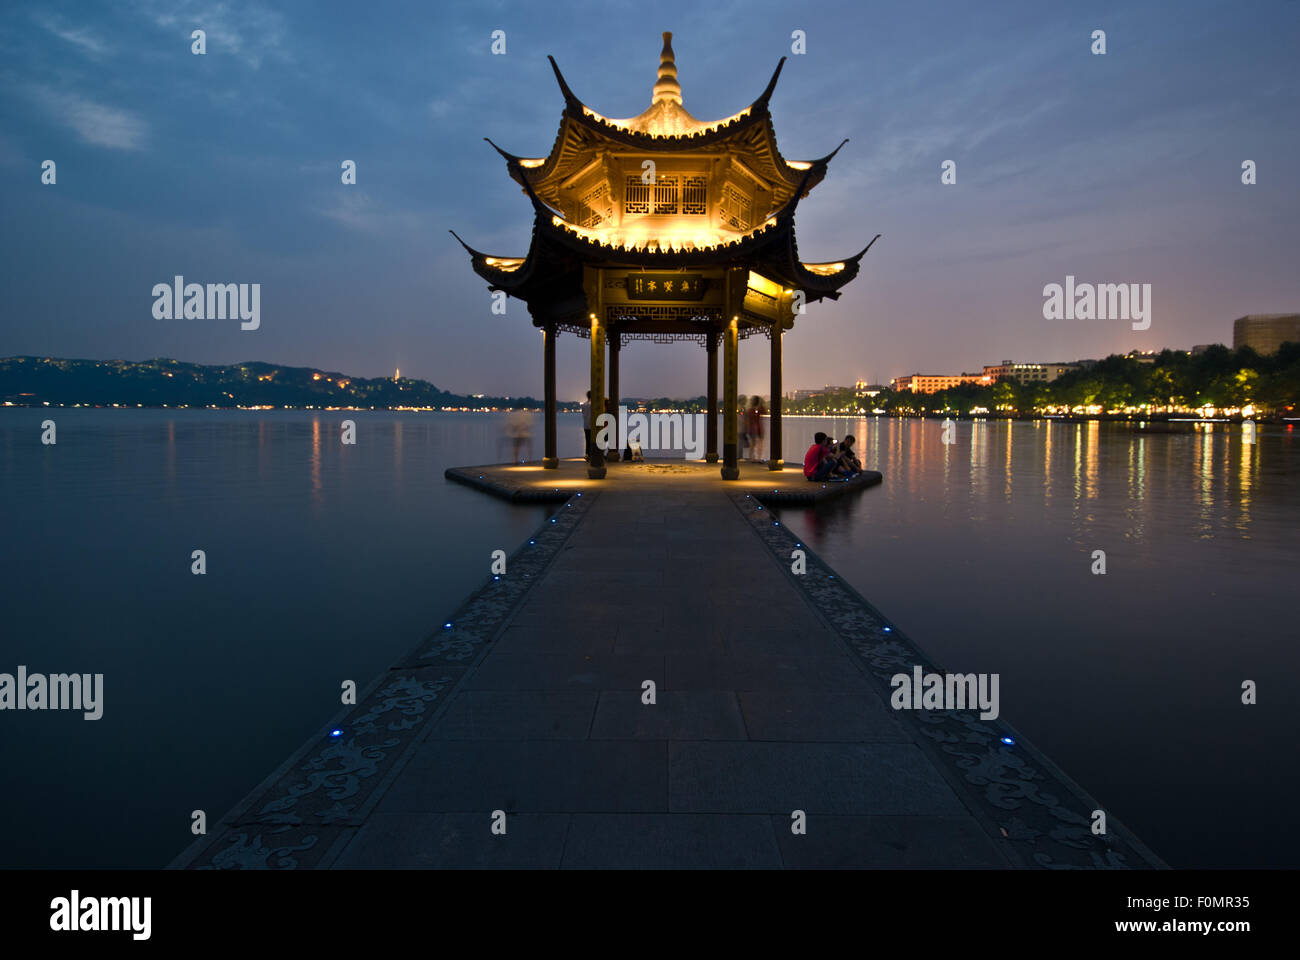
[455,31,877,336]
[485,32,846,215]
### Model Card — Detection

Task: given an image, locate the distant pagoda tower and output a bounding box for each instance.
[454,32,877,479]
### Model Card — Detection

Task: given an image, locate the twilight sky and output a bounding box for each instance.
[1,0,1297,399]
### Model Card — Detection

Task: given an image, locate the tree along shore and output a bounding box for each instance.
[789,345,1299,420]
[0,356,560,411]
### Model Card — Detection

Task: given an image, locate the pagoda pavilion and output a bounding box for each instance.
[454,32,877,479]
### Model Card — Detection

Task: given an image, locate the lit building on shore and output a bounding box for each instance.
[1233,314,1300,355]
[981,361,1080,384]
[890,372,991,394]
[791,385,853,400]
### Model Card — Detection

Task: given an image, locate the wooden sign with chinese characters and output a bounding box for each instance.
[625,274,707,300]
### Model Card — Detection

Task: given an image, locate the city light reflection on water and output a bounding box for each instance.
[778,416,1297,868]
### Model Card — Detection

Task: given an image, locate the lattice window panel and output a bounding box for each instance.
[721,184,752,231]
[682,176,707,215]
[653,175,678,215]
[576,183,611,229]
[624,176,651,215]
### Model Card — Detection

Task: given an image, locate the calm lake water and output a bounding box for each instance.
[777,415,1299,869]
[1,410,1295,868]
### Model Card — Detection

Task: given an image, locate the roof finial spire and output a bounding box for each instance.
[652,31,682,106]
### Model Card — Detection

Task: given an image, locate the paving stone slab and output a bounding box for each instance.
[771,814,1010,868]
[738,691,908,742]
[590,690,747,740]
[433,691,598,740]
[665,653,875,693]
[334,812,571,868]
[562,814,782,868]
[668,741,969,816]
[377,740,669,814]
[468,653,664,691]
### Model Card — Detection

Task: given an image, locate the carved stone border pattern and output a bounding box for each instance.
[730,492,1168,870]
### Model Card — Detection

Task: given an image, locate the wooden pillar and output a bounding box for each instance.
[607,329,620,461]
[584,267,606,480]
[769,315,784,471]
[722,317,739,480]
[721,268,745,480]
[543,323,558,468]
[705,332,719,463]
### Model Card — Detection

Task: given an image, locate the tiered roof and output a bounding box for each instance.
[455,32,876,329]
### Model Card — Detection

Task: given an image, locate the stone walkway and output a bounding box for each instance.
[335,482,1011,868]
[173,465,1164,869]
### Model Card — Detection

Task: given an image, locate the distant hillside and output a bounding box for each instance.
[0,357,554,410]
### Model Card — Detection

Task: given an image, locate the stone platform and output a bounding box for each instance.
[445,457,882,504]
[170,467,1165,870]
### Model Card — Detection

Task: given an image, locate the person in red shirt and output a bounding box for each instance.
[804,432,832,480]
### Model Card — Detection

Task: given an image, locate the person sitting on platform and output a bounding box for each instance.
[823,435,847,479]
[833,435,862,477]
[803,432,839,481]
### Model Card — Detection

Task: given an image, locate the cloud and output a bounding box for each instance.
[137,0,290,69]
[33,13,111,56]
[315,191,422,235]
[29,86,147,150]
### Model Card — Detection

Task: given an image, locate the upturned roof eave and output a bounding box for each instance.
[497,54,801,187]
[493,55,842,199]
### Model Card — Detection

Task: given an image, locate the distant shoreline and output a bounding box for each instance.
[4,351,1294,424]
[0,355,555,412]
[1,403,1287,426]
[0,403,578,413]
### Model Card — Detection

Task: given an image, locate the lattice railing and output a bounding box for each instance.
[606,305,723,324]
[552,313,768,343]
